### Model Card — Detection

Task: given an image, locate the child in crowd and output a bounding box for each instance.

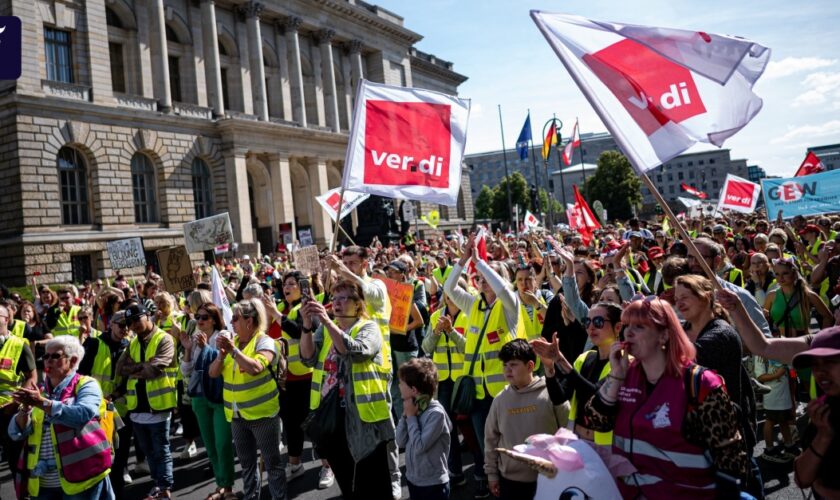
[396,358,452,499]
[756,353,799,462]
[484,339,569,500]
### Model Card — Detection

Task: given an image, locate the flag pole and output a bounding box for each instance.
[527,110,542,217]
[577,117,588,196]
[497,105,514,232]
[328,186,347,253]
[554,121,569,210]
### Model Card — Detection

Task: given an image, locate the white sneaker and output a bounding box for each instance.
[134,460,150,475]
[318,466,335,489]
[122,472,133,485]
[179,441,198,459]
[174,424,184,436]
[286,463,305,481]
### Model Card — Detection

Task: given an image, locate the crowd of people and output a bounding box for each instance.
[0,210,839,500]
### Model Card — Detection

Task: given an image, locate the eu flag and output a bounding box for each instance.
[0,17,21,80]
[516,114,532,160]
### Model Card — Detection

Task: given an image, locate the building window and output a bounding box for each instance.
[656,175,662,182]
[109,42,126,93]
[667,173,673,181]
[689,170,694,179]
[44,27,73,83]
[191,158,213,219]
[71,254,93,284]
[709,158,715,164]
[668,185,674,193]
[57,147,90,225]
[220,67,230,111]
[168,56,182,102]
[438,204,449,220]
[678,172,684,180]
[131,153,158,223]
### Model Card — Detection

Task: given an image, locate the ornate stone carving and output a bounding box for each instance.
[347,39,363,54]
[284,16,302,31]
[239,1,264,18]
[316,29,335,44]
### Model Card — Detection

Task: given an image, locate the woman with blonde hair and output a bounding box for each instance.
[764,257,831,337]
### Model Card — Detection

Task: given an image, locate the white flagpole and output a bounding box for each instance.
[330,79,367,253]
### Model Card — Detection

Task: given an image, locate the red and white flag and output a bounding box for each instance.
[342,79,471,205]
[567,185,600,245]
[680,182,708,199]
[532,12,770,173]
[315,187,370,222]
[794,151,826,177]
[524,210,541,229]
[562,120,581,166]
[716,174,761,214]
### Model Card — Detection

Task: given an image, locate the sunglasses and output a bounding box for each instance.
[583,316,610,329]
[41,352,67,362]
[77,316,90,320]
[195,314,212,321]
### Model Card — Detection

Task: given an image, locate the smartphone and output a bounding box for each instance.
[299,278,312,302]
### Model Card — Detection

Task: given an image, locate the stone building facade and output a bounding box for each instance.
[0,0,469,285]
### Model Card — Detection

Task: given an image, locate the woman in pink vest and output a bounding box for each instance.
[582,296,749,499]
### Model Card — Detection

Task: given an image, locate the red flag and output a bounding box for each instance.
[794,151,826,177]
[572,185,601,245]
[467,226,488,280]
[562,120,581,166]
[680,182,708,199]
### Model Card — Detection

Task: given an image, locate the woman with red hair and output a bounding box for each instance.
[582,297,749,499]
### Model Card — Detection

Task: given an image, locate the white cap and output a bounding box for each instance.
[243,254,250,260]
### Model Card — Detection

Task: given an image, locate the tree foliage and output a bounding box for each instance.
[584,150,642,221]
[475,185,495,219]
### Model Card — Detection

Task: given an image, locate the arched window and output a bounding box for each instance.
[131,153,158,223]
[57,147,90,225]
[191,158,213,219]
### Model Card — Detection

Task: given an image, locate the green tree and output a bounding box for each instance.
[492,172,529,220]
[584,150,642,221]
[539,189,563,218]
[475,185,495,219]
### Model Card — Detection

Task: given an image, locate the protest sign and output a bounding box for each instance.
[380,277,414,334]
[106,237,146,270]
[293,245,320,277]
[315,188,370,222]
[298,228,313,247]
[717,174,761,214]
[183,213,234,253]
[156,246,196,293]
[762,169,840,219]
[341,80,471,206]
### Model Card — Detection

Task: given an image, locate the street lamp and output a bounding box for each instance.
[541,117,563,228]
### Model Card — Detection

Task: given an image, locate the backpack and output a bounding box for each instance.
[266,336,289,391]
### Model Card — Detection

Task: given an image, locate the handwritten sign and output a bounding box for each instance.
[156,246,196,293]
[380,277,414,335]
[183,212,234,253]
[293,245,320,277]
[298,228,313,247]
[106,238,146,270]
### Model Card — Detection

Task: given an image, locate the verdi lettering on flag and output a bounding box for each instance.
[717,174,760,213]
[762,169,840,219]
[342,80,471,206]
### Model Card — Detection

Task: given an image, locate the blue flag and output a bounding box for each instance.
[516,114,532,160]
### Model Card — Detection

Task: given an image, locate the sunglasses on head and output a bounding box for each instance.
[583,316,610,329]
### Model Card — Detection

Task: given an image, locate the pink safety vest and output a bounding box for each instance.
[50,373,112,482]
[612,363,720,499]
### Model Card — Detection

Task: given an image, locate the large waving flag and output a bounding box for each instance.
[794,151,826,177]
[567,185,600,245]
[542,121,558,160]
[562,119,580,166]
[680,182,708,199]
[342,79,471,206]
[315,187,370,222]
[531,12,770,173]
[516,114,532,160]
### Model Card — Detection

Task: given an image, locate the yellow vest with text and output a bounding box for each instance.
[53,306,81,337]
[309,319,390,423]
[464,299,521,399]
[281,304,312,376]
[0,335,25,406]
[429,308,468,381]
[221,332,280,422]
[125,328,177,411]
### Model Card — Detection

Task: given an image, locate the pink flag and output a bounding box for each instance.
[562,120,580,166]
[532,12,770,173]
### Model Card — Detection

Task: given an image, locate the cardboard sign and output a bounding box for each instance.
[293,245,320,277]
[298,228,313,247]
[156,246,196,293]
[183,212,234,253]
[380,277,414,335]
[106,237,146,270]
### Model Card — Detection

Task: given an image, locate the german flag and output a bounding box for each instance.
[542,122,558,160]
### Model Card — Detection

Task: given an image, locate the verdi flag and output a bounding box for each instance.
[516,114,533,160]
[542,121,558,160]
[794,151,826,177]
[524,210,541,229]
[562,119,580,166]
[531,12,769,174]
[716,174,761,214]
[342,79,471,206]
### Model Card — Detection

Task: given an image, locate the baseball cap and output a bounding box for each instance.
[647,247,665,260]
[243,254,251,260]
[124,304,148,324]
[387,260,408,274]
[111,310,127,326]
[712,224,726,234]
[793,326,840,369]
[627,231,642,239]
[799,224,821,236]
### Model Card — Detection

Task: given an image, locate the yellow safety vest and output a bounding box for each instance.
[125,328,178,412]
[429,308,468,382]
[221,332,280,422]
[0,335,25,406]
[90,336,128,416]
[309,319,391,423]
[282,304,312,376]
[10,319,26,339]
[520,295,547,341]
[726,267,744,288]
[569,350,613,446]
[53,306,81,337]
[364,276,393,372]
[464,299,521,400]
[23,376,110,497]
[433,266,453,286]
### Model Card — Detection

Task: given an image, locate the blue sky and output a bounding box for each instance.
[374,0,840,176]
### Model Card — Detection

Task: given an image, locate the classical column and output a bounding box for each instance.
[349,39,364,87]
[310,37,326,127]
[224,148,254,244]
[340,50,352,129]
[267,154,296,239]
[241,1,268,120]
[201,0,224,116]
[307,159,333,245]
[318,29,340,133]
[274,24,293,121]
[285,16,306,127]
[134,0,154,97]
[151,0,171,111]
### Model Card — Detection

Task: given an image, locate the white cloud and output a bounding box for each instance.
[792,71,840,107]
[770,119,840,145]
[764,57,836,79]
